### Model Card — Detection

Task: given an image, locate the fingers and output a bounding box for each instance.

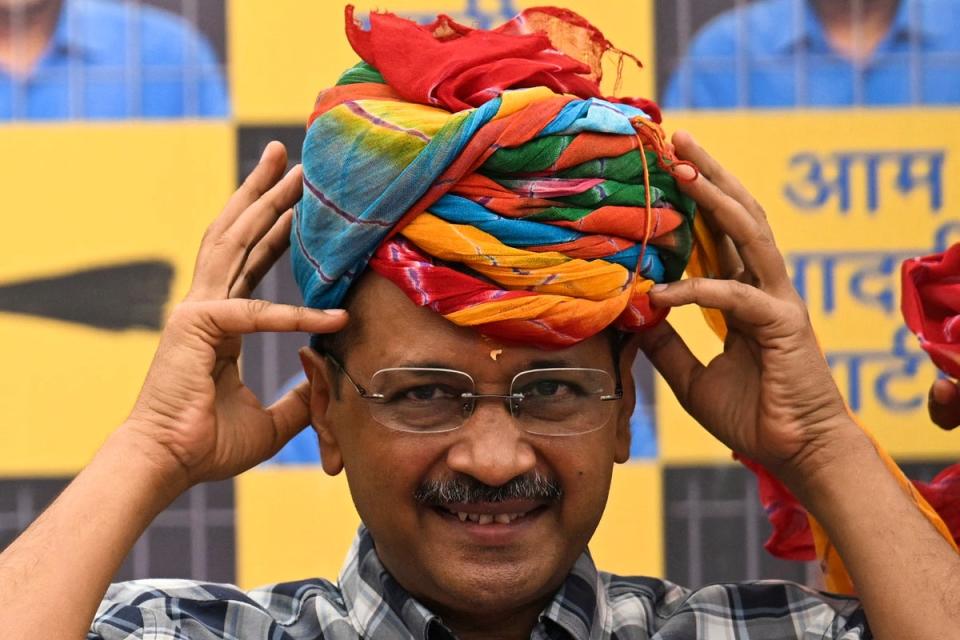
[229,208,295,299]
[636,320,703,410]
[929,379,960,430]
[191,143,287,285]
[717,234,747,281]
[183,300,348,337]
[672,132,790,290]
[650,277,781,327]
[191,164,303,300]
[266,379,314,449]
[210,141,288,239]
[673,131,767,224]
[219,165,302,280]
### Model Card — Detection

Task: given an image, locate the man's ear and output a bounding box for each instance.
[614,333,641,464]
[299,347,344,476]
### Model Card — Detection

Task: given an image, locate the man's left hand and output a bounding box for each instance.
[639,131,858,478]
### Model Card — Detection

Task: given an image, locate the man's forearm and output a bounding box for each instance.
[786,425,960,640]
[0,427,186,640]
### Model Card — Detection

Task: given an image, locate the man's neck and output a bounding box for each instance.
[0,0,63,77]
[811,0,900,63]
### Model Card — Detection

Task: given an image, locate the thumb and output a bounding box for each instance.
[266,379,314,447]
[637,320,703,411]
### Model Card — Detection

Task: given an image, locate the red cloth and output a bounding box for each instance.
[739,453,960,562]
[344,5,662,122]
[902,242,960,378]
[736,456,816,561]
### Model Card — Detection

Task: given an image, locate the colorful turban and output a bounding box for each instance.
[291,6,705,348]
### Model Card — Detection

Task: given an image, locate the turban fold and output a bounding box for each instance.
[292,6,703,348]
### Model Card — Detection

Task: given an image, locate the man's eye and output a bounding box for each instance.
[522,380,576,398]
[400,385,457,402]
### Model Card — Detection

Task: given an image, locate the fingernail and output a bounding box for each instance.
[260,140,281,162]
[322,309,347,316]
[651,283,669,292]
[673,163,697,181]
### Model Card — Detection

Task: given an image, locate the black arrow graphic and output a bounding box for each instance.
[0,260,174,331]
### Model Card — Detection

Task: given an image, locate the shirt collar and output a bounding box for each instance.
[538,550,608,640]
[338,526,609,640]
[339,526,452,640]
[770,0,936,55]
[48,1,102,61]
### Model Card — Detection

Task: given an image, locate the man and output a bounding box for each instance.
[2,7,960,639]
[663,0,960,108]
[0,0,228,119]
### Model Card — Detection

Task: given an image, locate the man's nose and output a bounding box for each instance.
[444,398,537,487]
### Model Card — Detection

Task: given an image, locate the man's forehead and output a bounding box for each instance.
[345,271,613,372]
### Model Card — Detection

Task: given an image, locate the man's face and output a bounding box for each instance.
[0,0,54,14]
[304,273,635,621]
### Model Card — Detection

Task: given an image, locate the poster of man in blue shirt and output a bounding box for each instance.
[661,0,960,109]
[0,0,228,119]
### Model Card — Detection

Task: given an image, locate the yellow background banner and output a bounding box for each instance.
[0,124,235,475]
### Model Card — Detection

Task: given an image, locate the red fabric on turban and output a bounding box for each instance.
[344,6,662,121]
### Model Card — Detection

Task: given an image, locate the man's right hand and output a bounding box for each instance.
[121,141,348,491]
[0,141,348,640]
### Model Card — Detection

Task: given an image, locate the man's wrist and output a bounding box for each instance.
[774,418,876,506]
[97,424,193,511]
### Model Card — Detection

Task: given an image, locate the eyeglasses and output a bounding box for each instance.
[324,354,622,436]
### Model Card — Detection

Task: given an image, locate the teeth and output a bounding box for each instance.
[444,508,532,524]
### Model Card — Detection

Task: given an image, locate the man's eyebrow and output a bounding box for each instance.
[523,358,575,369]
[387,358,578,370]
[391,360,461,370]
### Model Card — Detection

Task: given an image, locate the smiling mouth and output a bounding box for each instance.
[432,501,548,526]
[443,508,529,524]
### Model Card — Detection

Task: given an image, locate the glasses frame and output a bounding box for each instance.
[323,353,624,436]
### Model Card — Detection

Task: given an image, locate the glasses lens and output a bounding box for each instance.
[511,368,616,435]
[368,368,474,433]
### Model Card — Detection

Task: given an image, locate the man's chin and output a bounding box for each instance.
[416,551,565,621]
[408,505,574,616]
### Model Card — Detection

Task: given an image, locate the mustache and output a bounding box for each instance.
[413,471,563,506]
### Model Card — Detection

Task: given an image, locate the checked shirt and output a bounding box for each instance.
[90,526,870,639]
